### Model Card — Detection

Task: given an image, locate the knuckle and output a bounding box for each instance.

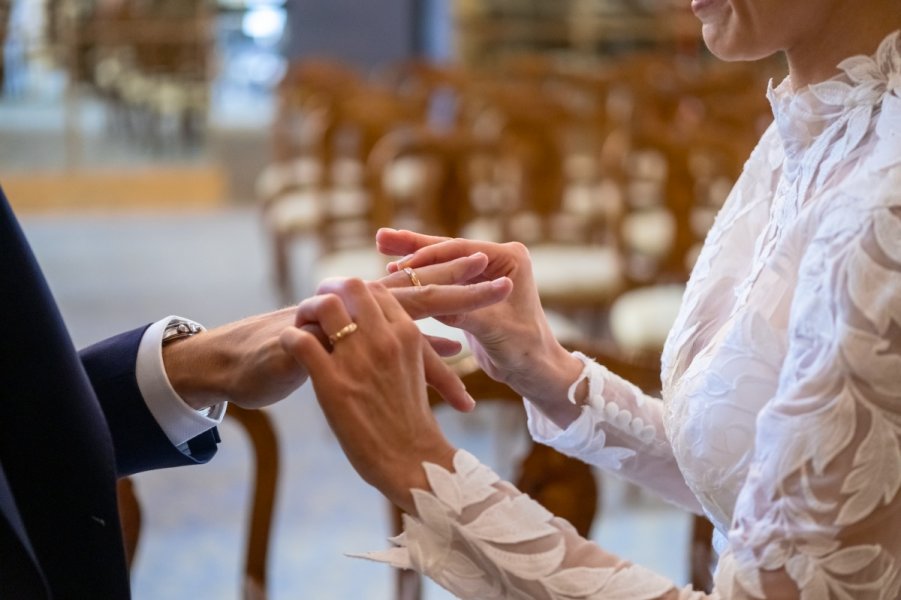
[344,277,367,294]
[397,320,422,343]
[320,293,343,313]
[368,280,388,294]
[504,241,529,257]
[316,276,345,294]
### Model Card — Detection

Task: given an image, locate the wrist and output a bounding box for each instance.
[384,441,457,516]
[515,343,585,429]
[163,332,233,411]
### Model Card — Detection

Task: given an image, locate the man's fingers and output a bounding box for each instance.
[294,293,354,342]
[300,323,329,349]
[381,252,489,288]
[422,342,475,413]
[280,327,331,377]
[392,277,513,320]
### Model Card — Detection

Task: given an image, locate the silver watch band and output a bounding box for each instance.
[162,318,205,346]
[160,317,212,417]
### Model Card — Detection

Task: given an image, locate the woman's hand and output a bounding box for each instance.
[280,278,457,514]
[377,229,583,424]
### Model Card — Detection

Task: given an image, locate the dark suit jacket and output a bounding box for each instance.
[0,188,220,598]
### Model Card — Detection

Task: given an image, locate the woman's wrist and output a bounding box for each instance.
[384,441,458,516]
[512,343,586,429]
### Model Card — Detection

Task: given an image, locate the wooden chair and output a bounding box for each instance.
[262,74,430,303]
[451,80,627,334]
[72,0,214,150]
[117,405,280,599]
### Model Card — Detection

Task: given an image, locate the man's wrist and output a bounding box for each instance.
[162,330,232,412]
[136,316,226,449]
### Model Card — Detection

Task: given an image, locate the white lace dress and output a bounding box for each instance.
[362,31,901,599]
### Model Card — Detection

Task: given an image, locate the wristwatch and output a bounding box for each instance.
[161,317,214,417]
[162,318,205,346]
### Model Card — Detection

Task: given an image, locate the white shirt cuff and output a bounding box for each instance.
[135,316,227,450]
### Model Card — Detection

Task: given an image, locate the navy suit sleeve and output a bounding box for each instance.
[79,326,220,477]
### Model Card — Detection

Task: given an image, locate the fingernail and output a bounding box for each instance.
[470,252,487,260]
[491,277,509,288]
[466,394,477,410]
[395,254,414,268]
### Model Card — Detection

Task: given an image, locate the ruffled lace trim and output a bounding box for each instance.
[525,352,659,470]
[567,352,658,444]
[355,450,676,599]
[767,30,901,180]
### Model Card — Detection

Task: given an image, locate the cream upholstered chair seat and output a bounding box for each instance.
[609,283,684,352]
[621,208,676,257]
[255,157,323,202]
[265,190,322,234]
[529,244,622,301]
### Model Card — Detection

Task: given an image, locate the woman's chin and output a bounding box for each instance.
[702,27,773,62]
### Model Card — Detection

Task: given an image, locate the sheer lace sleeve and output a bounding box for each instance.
[357,450,688,600]
[525,353,702,514]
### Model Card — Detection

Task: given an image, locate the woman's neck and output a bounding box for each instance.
[785,3,900,90]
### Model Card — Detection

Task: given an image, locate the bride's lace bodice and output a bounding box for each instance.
[362,32,901,599]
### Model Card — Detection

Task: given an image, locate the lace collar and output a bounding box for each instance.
[766,30,901,181]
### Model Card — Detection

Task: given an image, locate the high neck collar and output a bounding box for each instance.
[766,30,901,179]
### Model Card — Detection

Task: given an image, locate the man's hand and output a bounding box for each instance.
[163,307,310,411]
[161,252,514,413]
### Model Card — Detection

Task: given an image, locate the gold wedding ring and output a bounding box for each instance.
[328,322,359,345]
[403,266,422,288]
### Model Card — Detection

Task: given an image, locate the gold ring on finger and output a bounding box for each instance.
[403,267,422,288]
[328,322,359,345]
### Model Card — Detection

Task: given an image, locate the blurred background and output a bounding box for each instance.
[1,0,785,598]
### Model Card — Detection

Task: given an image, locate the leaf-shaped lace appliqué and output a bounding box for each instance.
[361,449,677,599]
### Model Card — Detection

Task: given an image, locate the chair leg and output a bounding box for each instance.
[227,405,281,600]
[690,515,715,592]
[273,231,294,306]
[117,477,142,572]
[514,443,599,538]
[391,502,423,600]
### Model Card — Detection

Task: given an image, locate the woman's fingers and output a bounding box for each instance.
[388,238,529,283]
[367,284,475,412]
[376,228,449,258]
[424,334,463,357]
[422,341,475,412]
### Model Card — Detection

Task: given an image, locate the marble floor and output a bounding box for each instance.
[19,207,692,599]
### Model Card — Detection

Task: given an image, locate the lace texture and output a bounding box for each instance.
[363,32,901,599]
